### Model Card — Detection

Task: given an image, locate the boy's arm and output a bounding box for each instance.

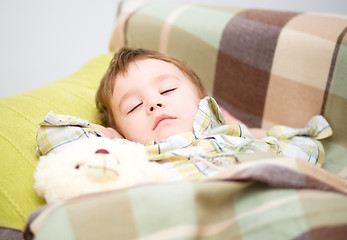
[91,124,124,139]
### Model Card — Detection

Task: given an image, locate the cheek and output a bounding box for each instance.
[118,115,149,140]
[188,98,201,121]
[187,103,199,122]
[113,114,129,137]
[176,96,200,124]
[177,87,199,105]
[183,94,200,112]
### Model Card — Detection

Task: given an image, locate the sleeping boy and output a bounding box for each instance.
[93,47,266,142]
[37,47,332,180]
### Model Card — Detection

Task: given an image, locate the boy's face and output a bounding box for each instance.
[111,58,201,144]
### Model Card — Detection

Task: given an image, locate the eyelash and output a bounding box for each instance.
[161,88,177,95]
[128,103,142,114]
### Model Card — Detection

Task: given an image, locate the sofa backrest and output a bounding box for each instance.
[0,0,346,232]
[110,0,347,157]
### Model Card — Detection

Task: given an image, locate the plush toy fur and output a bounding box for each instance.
[34,137,168,203]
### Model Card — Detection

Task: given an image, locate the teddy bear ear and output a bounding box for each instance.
[34,153,59,188]
[34,155,51,197]
[35,154,52,171]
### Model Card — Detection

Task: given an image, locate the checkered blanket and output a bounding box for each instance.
[25,154,347,239]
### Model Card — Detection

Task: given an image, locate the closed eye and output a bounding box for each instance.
[161,88,177,95]
[128,102,142,114]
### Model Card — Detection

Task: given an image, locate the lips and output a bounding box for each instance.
[153,114,176,130]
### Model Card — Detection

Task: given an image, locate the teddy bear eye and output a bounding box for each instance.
[75,164,81,169]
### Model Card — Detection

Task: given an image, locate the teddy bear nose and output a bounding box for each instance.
[95,149,110,154]
[84,148,119,182]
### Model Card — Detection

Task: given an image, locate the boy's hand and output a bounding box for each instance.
[249,128,267,139]
[91,124,124,139]
[220,106,267,139]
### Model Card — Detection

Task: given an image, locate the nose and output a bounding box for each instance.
[147,98,163,113]
[95,149,109,154]
[149,103,162,112]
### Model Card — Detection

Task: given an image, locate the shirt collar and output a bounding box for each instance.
[193,96,226,137]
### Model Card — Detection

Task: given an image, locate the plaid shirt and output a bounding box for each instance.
[36,97,332,181]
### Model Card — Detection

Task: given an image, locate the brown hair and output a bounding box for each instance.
[95,47,207,129]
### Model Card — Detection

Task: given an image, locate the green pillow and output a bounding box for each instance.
[0,53,113,230]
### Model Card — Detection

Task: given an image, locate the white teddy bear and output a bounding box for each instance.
[34,137,168,203]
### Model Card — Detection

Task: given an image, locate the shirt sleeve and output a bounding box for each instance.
[36,111,104,156]
[266,115,333,166]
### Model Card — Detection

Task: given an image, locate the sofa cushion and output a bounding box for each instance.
[0,53,113,230]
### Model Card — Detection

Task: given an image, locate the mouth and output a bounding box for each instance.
[153,114,176,130]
